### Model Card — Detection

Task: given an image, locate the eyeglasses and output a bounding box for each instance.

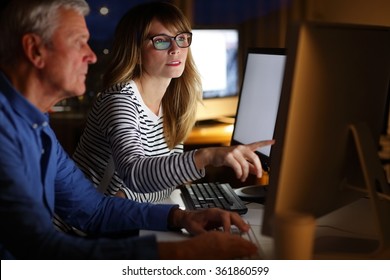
[149,32,192,50]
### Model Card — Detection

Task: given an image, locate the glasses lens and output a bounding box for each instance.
[175,33,192,48]
[152,35,171,50]
[151,33,192,50]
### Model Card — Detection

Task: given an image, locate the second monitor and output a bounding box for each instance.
[191,28,240,121]
[231,48,286,200]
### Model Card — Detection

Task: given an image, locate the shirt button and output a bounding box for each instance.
[42,121,48,127]
[32,123,38,129]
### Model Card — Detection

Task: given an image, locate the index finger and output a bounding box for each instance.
[247,139,275,151]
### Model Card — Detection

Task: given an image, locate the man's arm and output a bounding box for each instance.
[52,132,178,233]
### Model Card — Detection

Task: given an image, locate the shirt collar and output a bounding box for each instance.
[0,71,49,128]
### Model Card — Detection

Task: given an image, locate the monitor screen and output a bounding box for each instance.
[262,22,390,258]
[191,28,240,121]
[191,28,239,99]
[231,48,286,170]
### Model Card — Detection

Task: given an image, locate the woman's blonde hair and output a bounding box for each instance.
[103,1,202,149]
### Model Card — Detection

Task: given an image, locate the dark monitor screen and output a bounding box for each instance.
[262,22,390,258]
[231,48,286,170]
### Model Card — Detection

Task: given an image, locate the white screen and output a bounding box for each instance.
[191,29,239,98]
[232,51,286,156]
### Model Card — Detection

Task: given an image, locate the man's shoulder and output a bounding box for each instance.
[0,90,8,108]
[0,91,11,124]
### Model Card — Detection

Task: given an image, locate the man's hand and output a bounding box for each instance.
[158,231,258,259]
[168,207,250,235]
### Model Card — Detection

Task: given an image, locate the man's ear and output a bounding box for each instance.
[22,33,46,68]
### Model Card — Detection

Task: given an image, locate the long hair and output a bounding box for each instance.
[0,0,89,66]
[103,1,202,149]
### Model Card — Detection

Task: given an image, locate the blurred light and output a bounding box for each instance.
[225,124,234,133]
[99,6,109,16]
[103,48,110,55]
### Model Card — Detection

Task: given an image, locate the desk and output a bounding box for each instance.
[185,123,234,147]
[140,190,390,259]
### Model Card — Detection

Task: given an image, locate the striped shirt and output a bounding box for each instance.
[73,80,204,202]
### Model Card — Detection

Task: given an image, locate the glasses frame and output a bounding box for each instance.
[149,32,192,50]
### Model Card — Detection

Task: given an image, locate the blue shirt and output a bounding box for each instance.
[0,72,176,259]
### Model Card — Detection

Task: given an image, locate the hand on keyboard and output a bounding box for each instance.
[229,224,263,259]
[171,207,250,235]
[159,230,259,259]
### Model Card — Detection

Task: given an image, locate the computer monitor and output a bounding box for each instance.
[262,22,390,258]
[230,48,286,201]
[231,48,286,170]
[190,28,240,121]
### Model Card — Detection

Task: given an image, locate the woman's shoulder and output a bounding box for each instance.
[97,81,140,103]
[91,81,143,117]
[101,81,135,95]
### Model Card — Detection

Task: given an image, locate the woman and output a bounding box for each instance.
[73,1,273,202]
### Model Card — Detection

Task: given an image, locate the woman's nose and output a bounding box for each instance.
[169,40,180,55]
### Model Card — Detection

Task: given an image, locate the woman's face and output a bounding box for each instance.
[141,19,188,80]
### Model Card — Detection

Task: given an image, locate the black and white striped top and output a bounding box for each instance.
[73,81,204,202]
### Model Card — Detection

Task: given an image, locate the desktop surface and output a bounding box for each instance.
[140,188,388,259]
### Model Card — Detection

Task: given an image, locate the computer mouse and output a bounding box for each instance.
[234,185,268,203]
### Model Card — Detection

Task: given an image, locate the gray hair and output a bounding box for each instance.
[0,0,90,65]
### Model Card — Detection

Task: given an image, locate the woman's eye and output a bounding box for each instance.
[154,37,167,43]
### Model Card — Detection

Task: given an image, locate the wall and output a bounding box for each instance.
[303,0,390,26]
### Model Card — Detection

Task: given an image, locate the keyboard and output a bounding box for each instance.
[230,224,264,259]
[179,182,248,215]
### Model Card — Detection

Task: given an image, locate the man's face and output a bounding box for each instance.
[41,8,96,99]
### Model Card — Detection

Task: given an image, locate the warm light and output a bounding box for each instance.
[99,6,109,16]
[225,124,234,133]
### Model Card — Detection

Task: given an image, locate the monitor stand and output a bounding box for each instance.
[314,123,390,259]
[234,185,268,203]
